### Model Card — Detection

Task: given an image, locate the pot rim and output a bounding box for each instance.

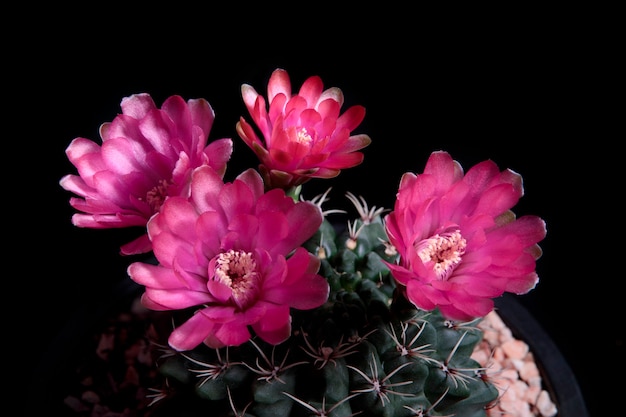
[494,293,589,417]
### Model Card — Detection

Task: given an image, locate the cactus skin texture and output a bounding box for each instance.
[150,215,499,417]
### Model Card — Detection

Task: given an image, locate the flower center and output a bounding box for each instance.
[295,127,313,145]
[214,249,260,309]
[414,229,466,280]
[145,179,170,213]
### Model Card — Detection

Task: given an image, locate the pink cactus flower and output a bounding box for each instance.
[383,151,547,321]
[127,166,330,350]
[236,68,371,191]
[59,93,233,255]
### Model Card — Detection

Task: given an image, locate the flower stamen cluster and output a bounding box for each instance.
[415,229,466,280]
[144,179,171,212]
[213,249,259,309]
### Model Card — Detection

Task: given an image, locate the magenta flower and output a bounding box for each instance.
[383,151,547,321]
[59,93,233,255]
[127,166,330,350]
[236,68,372,191]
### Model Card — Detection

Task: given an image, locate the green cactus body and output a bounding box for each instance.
[149,217,499,417]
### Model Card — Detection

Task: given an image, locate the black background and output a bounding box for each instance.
[13,7,619,416]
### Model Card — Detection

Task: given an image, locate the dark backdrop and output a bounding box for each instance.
[13,11,617,416]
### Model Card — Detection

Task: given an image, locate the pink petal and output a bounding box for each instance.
[168,312,216,351]
[214,321,252,346]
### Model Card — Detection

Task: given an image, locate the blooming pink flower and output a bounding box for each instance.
[383,151,547,321]
[59,93,233,255]
[127,166,330,350]
[236,68,371,190]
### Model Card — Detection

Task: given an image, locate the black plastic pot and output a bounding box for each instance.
[494,294,590,417]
